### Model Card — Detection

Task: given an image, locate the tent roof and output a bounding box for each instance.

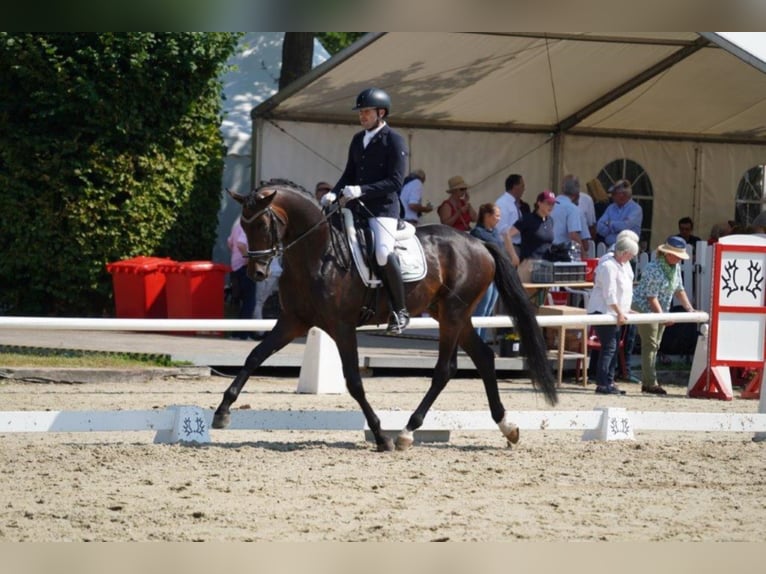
[254,32,766,143]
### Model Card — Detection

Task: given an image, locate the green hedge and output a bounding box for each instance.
[0,32,240,316]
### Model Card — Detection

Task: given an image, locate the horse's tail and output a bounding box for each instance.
[485,243,558,405]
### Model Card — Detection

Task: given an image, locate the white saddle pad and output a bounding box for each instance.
[341,209,427,288]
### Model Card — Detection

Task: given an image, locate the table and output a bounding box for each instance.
[522,282,593,307]
[536,304,589,387]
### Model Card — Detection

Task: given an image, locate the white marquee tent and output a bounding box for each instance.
[248,32,766,250]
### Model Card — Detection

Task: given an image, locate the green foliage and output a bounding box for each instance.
[316,32,366,56]
[0,346,190,367]
[0,32,240,316]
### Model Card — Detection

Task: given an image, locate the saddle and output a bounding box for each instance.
[340,208,427,288]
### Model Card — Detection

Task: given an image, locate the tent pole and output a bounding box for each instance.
[551,132,563,192]
[252,116,264,189]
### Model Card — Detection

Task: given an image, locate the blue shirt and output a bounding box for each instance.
[596,199,643,245]
[551,195,582,244]
[470,224,504,248]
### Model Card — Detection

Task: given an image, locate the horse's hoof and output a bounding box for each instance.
[376,436,395,452]
[395,432,414,451]
[212,412,230,429]
[498,415,519,445]
[504,427,520,446]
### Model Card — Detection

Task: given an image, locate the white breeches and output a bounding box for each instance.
[368,216,398,267]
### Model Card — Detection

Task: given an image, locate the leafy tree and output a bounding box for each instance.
[0,32,240,316]
[316,33,366,56]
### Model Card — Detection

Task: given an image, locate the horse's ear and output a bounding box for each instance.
[258,188,278,204]
[227,188,247,205]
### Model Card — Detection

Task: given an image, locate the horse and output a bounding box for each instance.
[213,180,557,452]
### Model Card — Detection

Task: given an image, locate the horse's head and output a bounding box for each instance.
[230,180,325,281]
[229,186,284,281]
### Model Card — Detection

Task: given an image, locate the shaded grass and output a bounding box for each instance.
[0,345,191,368]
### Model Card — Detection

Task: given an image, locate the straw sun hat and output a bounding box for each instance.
[446,175,469,193]
[656,235,690,260]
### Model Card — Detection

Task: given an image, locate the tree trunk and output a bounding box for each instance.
[279,33,314,90]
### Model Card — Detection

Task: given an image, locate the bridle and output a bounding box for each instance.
[241,197,339,268]
[240,205,285,268]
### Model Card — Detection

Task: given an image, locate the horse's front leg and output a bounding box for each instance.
[458,324,518,446]
[333,324,394,452]
[212,318,305,429]
[395,326,460,451]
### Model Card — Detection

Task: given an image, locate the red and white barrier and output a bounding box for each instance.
[689,235,766,401]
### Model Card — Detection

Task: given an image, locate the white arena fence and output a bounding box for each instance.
[2,405,766,445]
[0,311,709,333]
[3,311,765,443]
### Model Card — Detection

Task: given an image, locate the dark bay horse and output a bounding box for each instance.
[213,180,557,451]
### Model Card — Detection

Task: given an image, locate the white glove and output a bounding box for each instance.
[319,192,336,207]
[341,185,362,200]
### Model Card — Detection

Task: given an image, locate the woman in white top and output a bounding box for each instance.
[586,235,639,394]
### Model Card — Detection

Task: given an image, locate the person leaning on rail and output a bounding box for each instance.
[586,234,639,395]
[631,235,697,395]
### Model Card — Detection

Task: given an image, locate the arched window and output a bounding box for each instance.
[734,165,765,226]
[595,158,653,250]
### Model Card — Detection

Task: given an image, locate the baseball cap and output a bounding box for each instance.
[537,190,556,205]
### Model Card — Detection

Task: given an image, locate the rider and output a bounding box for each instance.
[327,87,410,334]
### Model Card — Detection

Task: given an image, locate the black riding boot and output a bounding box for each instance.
[380,252,410,335]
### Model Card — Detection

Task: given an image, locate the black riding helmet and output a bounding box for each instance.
[352,87,391,117]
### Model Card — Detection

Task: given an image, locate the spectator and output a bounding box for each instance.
[578,186,597,242]
[586,234,640,394]
[315,181,332,202]
[438,175,477,231]
[631,236,697,395]
[227,218,257,340]
[252,256,282,339]
[677,216,702,246]
[496,174,529,259]
[400,169,433,224]
[551,174,583,248]
[589,229,642,384]
[751,211,766,233]
[677,216,702,256]
[586,177,611,223]
[507,190,556,282]
[708,220,736,244]
[470,203,503,342]
[596,179,643,246]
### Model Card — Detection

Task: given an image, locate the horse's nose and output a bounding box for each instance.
[247,263,269,282]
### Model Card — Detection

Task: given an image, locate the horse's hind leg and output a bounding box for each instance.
[212,319,303,429]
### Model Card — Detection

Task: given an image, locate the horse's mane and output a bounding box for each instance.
[245,178,315,210]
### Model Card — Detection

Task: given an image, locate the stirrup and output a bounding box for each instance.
[385,310,410,335]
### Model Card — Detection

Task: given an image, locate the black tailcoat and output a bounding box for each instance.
[332,124,408,219]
